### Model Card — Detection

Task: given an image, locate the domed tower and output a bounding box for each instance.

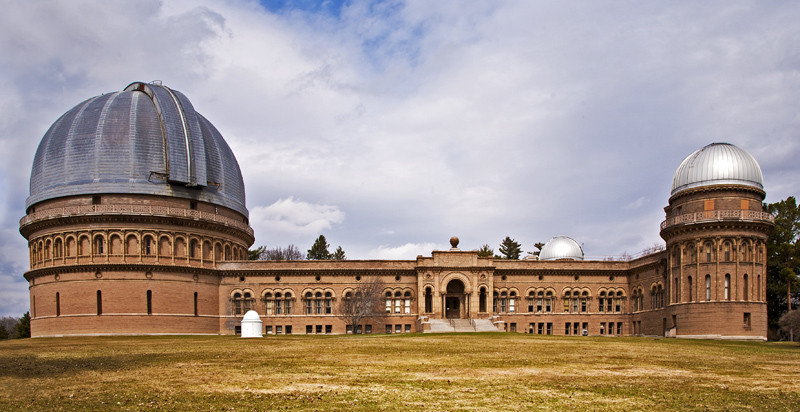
[538,236,584,261]
[660,143,773,340]
[20,82,254,337]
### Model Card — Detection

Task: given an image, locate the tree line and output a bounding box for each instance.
[0,312,30,339]
[248,235,346,261]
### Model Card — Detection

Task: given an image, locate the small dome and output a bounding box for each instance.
[27,82,248,216]
[671,143,763,196]
[242,310,261,322]
[539,236,584,261]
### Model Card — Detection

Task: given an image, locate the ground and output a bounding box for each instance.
[1,333,798,411]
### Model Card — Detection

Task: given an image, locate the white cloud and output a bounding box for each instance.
[249,197,345,246]
[366,242,447,260]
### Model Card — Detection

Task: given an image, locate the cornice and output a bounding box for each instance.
[24,263,221,281]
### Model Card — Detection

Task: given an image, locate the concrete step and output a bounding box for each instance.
[473,318,501,332]
[423,318,501,333]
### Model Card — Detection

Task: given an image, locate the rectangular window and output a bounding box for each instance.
[545,299,551,313]
[56,293,60,317]
[326,325,332,334]
[265,300,272,315]
[529,323,535,333]
[405,324,411,333]
[97,290,102,315]
[275,300,282,315]
[146,290,152,315]
[565,323,571,335]
[92,195,101,205]
[276,326,282,334]
[315,299,322,314]
[365,325,372,334]
[306,299,312,315]
[581,298,587,313]
[573,323,579,336]
[316,325,322,334]
[600,322,605,335]
[386,325,392,334]
[546,323,553,335]
[194,292,198,316]
[528,300,534,313]
[346,325,353,334]
[235,326,241,335]
[326,299,332,314]
[285,300,291,315]
[510,323,516,332]
[582,322,588,336]
[265,325,272,334]
[598,298,604,312]
[617,322,622,335]
[509,298,515,313]
[537,298,543,313]
[355,325,362,334]
[564,299,569,312]
[395,299,401,313]
[500,299,506,313]
[607,299,613,313]
[285,326,292,334]
[615,298,621,313]
[404,299,410,314]
[573,299,579,313]
[386,299,392,313]
[306,325,313,334]
[538,323,543,335]
[395,324,402,333]
[744,313,751,328]
[189,201,197,210]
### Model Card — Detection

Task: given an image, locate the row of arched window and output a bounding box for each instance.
[231,288,417,316]
[670,239,765,267]
[675,273,761,303]
[29,231,247,267]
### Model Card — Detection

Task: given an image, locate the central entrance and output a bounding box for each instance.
[444,279,466,319]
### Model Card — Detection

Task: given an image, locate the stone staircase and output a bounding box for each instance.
[423,318,502,333]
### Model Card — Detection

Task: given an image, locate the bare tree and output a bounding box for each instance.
[337,277,387,333]
[261,245,304,261]
[0,316,19,339]
[779,310,800,343]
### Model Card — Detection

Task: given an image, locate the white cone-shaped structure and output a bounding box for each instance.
[240,310,263,338]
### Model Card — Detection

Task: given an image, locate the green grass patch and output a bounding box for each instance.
[1,333,798,411]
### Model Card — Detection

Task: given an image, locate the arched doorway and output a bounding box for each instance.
[445,279,465,319]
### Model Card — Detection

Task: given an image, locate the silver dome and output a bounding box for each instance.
[671,143,763,196]
[539,236,584,261]
[27,82,248,217]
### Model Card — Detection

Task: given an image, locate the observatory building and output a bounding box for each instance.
[20,82,773,339]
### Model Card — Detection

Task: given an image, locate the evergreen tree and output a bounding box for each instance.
[247,246,266,260]
[477,244,494,258]
[765,196,800,335]
[332,246,346,260]
[0,324,7,340]
[499,237,522,260]
[307,235,332,260]
[15,312,30,339]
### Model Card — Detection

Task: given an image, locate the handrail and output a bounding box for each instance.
[470,318,476,331]
[660,210,774,231]
[20,204,254,236]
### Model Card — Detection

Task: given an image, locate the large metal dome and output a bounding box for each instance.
[539,236,584,261]
[27,82,247,217]
[670,143,763,196]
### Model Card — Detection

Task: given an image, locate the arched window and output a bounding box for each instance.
[493,292,499,313]
[315,292,323,314]
[563,291,571,312]
[705,275,711,301]
[758,274,762,301]
[580,291,588,313]
[598,292,606,312]
[723,242,731,262]
[325,292,333,314]
[144,236,153,255]
[404,291,412,314]
[284,293,292,314]
[688,276,693,302]
[724,274,731,300]
[385,292,392,313]
[233,292,243,315]
[705,242,713,263]
[394,291,402,313]
[615,291,623,313]
[545,291,553,313]
[425,287,433,313]
[96,236,105,255]
[243,292,253,312]
[54,238,63,258]
[509,291,516,313]
[306,292,313,314]
[526,291,535,313]
[740,243,749,262]
[274,292,283,314]
[743,274,749,301]
[189,240,197,258]
[500,291,507,313]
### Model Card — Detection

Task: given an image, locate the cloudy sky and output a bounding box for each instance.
[1,0,799,316]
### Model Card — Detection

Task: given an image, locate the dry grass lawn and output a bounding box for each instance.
[1,333,798,411]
